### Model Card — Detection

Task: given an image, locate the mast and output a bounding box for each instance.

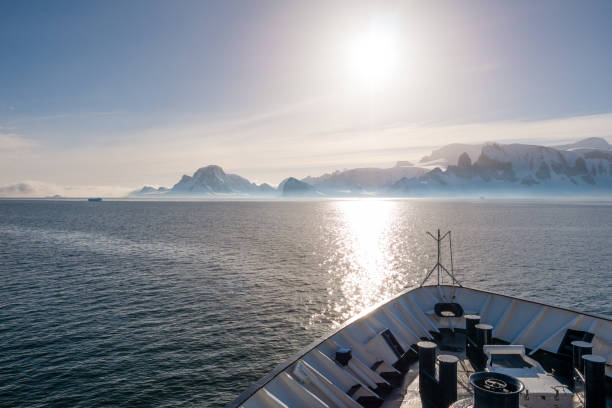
[419,229,462,288]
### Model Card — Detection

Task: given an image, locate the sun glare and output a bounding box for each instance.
[325,200,409,323]
[346,22,399,90]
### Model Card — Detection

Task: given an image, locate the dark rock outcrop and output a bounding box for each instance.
[280,177,317,196]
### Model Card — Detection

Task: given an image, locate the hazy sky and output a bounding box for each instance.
[2,0,612,194]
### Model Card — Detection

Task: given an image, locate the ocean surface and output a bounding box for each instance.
[1,199,611,407]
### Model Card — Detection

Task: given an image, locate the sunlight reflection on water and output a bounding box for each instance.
[320,200,417,325]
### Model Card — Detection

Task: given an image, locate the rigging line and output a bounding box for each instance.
[449,231,455,284]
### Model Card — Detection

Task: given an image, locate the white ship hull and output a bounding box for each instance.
[227,285,611,408]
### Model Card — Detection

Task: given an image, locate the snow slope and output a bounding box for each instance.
[393,142,612,195]
[302,163,426,194]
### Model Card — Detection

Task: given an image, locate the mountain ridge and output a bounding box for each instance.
[128,137,612,198]
[392,141,612,196]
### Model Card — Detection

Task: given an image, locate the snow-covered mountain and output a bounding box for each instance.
[170,165,268,195]
[279,177,318,197]
[130,165,275,197]
[553,137,612,153]
[130,186,169,196]
[416,137,612,170]
[129,138,612,198]
[418,143,485,169]
[393,140,612,195]
[302,162,426,194]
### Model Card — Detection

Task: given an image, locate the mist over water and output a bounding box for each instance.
[1,199,611,407]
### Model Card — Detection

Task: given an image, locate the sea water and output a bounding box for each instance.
[1,199,610,407]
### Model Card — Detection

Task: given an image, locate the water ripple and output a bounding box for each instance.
[0,199,610,407]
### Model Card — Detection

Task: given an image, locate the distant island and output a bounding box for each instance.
[129,137,612,198]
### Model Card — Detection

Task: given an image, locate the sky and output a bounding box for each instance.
[1,0,612,195]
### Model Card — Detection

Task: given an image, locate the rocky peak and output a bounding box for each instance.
[281,177,316,196]
[457,152,472,168]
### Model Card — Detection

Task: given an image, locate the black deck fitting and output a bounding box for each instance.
[418,341,437,408]
[474,323,493,370]
[571,340,592,388]
[465,314,480,362]
[438,354,459,407]
[583,354,605,408]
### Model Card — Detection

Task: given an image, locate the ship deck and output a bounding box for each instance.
[382,332,474,408]
[383,331,594,408]
[228,285,612,408]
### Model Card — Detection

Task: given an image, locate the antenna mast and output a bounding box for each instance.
[419,229,462,288]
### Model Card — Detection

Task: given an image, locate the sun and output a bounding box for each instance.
[346,23,399,91]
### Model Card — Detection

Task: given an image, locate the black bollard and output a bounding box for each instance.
[418,341,437,408]
[465,315,480,352]
[438,354,459,407]
[571,340,592,388]
[583,354,605,408]
[475,323,492,347]
[474,324,493,370]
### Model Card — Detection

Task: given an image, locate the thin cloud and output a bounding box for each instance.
[0,132,38,151]
[0,180,133,198]
[1,110,611,189]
